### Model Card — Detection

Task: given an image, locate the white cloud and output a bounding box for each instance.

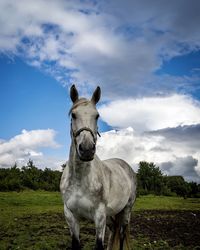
[97,94,200,182]
[99,94,200,132]
[97,127,165,165]
[0,0,200,97]
[96,127,200,183]
[0,129,61,168]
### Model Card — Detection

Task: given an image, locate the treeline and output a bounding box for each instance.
[137,161,200,198]
[0,160,62,191]
[0,160,199,198]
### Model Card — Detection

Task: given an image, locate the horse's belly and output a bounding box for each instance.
[106,181,132,216]
[106,194,130,216]
[103,159,134,216]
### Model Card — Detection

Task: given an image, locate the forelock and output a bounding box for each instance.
[68,98,92,116]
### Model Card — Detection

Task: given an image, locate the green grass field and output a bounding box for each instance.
[1,191,199,222]
[0,191,200,249]
[0,191,63,224]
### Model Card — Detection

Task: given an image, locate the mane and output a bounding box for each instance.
[68,98,91,116]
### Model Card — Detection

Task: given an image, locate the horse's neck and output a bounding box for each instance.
[69,141,92,181]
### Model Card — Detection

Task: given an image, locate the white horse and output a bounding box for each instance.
[60,85,137,250]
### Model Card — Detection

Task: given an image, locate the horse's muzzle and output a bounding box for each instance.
[78,142,96,161]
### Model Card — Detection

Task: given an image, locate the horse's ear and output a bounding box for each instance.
[91,86,101,105]
[70,84,79,103]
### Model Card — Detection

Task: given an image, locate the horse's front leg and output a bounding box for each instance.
[94,203,106,250]
[64,204,81,250]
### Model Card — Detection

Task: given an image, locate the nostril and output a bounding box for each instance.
[79,144,84,153]
[91,143,96,153]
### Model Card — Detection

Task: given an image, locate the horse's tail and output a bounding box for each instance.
[110,215,131,250]
[124,224,131,250]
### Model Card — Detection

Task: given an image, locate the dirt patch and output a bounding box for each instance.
[131,210,200,249]
[0,210,200,249]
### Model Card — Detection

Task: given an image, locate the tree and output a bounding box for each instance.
[0,163,22,191]
[165,176,190,198]
[21,159,42,190]
[137,161,164,195]
[188,182,199,197]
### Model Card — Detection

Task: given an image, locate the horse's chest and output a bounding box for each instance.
[66,188,95,218]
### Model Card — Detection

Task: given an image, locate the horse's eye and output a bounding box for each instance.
[71,113,76,119]
[96,114,100,120]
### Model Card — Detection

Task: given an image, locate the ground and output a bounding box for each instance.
[0,191,200,249]
[131,210,200,249]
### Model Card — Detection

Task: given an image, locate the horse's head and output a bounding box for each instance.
[69,85,101,161]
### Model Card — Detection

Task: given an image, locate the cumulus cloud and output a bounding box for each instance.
[0,129,60,168]
[147,124,200,150]
[96,127,200,183]
[97,127,165,165]
[0,0,200,97]
[99,94,200,132]
[161,156,199,183]
[147,124,200,182]
[98,95,200,182]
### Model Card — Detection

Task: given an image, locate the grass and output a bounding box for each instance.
[1,191,199,221]
[135,194,200,211]
[0,191,199,249]
[0,190,63,223]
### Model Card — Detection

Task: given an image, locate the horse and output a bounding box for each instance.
[60,85,137,250]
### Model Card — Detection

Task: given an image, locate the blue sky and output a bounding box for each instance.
[0,0,200,182]
[157,51,200,77]
[0,56,110,159]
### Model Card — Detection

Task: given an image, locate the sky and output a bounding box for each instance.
[0,0,200,183]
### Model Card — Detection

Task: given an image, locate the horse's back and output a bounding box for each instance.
[102,158,136,215]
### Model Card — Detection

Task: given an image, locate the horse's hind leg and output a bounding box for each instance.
[119,193,136,250]
[106,217,115,250]
[117,209,130,250]
[107,228,114,250]
[119,224,129,250]
[106,208,132,250]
